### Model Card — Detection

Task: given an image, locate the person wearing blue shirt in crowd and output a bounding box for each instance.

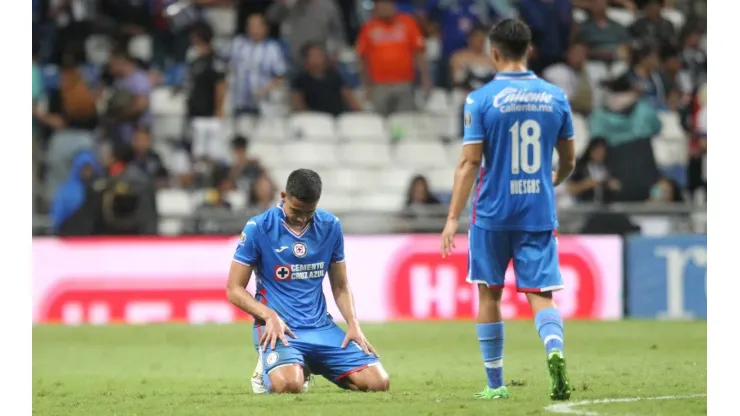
[50,150,102,235]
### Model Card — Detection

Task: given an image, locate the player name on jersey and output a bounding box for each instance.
[275,262,327,281]
[510,179,541,195]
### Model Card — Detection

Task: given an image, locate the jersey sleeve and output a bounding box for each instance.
[463,94,485,144]
[331,218,346,263]
[558,96,575,140]
[233,220,261,266]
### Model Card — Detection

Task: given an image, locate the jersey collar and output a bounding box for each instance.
[277,201,311,238]
[495,71,538,80]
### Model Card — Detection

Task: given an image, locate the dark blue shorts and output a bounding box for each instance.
[467,224,564,292]
[253,323,379,391]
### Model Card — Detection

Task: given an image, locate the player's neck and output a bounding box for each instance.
[496,61,529,73]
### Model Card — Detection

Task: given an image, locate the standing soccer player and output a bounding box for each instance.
[227,169,390,394]
[440,19,576,401]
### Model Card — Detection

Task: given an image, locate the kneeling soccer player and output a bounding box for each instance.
[227,168,390,394]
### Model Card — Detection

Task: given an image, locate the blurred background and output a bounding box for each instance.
[31,0,707,324]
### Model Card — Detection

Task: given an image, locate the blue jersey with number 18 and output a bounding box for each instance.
[463,71,575,232]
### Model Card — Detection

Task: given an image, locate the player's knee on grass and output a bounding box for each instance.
[268,364,305,394]
[345,365,390,392]
[477,284,503,323]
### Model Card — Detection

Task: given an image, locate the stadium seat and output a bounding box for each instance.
[270,168,294,189]
[151,88,186,116]
[387,112,438,140]
[128,34,153,63]
[393,142,450,169]
[356,193,404,213]
[336,113,388,141]
[445,141,462,164]
[152,116,185,141]
[324,168,364,193]
[283,142,338,167]
[157,189,193,216]
[658,111,686,142]
[424,169,454,192]
[372,168,417,194]
[158,219,184,236]
[213,36,233,58]
[204,7,236,37]
[226,190,247,211]
[249,143,284,169]
[424,88,450,113]
[571,114,590,157]
[606,7,635,27]
[288,112,338,142]
[254,117,288,141]
[337,142,393,168]
[318,193,356,213]
[235,115,257,137]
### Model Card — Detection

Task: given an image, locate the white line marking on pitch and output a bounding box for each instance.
[544,394,707,415]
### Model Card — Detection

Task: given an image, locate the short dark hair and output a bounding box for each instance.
[286,169,322,203]
[231,135,249,149]
[191,22,214,44]
[488,19,532,60]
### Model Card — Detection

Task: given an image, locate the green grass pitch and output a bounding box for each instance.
[33,321,706,415]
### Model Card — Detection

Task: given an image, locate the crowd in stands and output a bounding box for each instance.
[31,0,707,236]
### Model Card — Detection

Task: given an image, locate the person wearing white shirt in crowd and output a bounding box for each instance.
[543,42,596,115]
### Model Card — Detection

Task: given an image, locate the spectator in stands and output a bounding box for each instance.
[543,42,594,115]
[201,169,233,210]
[247,172,278,213]
[450,25,496,92]
[648,176,684,203]
[229,135,265,191]
[108,52,153,143]
[50,150,102,236]
[192,166,237,234]
[567,138,621,203]
[131,126,170,188]
[576,0,630,63]
[678,23,707,96]
[419,0,498,88]
[291,43,361,116]
[629,42,673,110]
[235,0,280,38]
[229,14,287,115]
[399,174,443,232]
[517,0,573,74]
[629,0,677,50]
[150,0,194,69]
[267,0,347,65]
[48,0,95,63]
[573,0,637,12]
[38,44,99,201]
[99,142,158,235]
[687,82,706,200]
[356,0,430,116]
[186,22,226,119]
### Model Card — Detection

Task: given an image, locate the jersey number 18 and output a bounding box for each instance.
[509,119,542,174]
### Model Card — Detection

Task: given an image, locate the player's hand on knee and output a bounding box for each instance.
[260,312,297,351]
[341,326,379,358]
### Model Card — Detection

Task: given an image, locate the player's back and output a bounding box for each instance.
[464,71,573,231]
[235,204,344,330]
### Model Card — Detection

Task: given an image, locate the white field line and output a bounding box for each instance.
[544,394,707,415]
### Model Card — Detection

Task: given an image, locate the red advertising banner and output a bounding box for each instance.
[32,235,622,324]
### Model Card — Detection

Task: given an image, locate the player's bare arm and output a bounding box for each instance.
[441,142,483,257]
[226,261,296,350]
[328,262,378,357]
[553,138,576,186]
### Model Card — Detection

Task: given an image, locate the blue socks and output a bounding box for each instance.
[535,307,565,354]
[476,322,505,389]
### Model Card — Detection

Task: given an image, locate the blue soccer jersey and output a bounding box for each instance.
[463,71,574,232]
[233,203,345,330]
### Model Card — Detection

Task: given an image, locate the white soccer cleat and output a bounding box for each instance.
[251,357,268,394]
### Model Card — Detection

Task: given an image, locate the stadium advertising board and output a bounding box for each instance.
[626,235,707,319]
[32,235,623,324]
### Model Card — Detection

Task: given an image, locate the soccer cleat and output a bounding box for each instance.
[474,386,509,400]
[547,349,571,400]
